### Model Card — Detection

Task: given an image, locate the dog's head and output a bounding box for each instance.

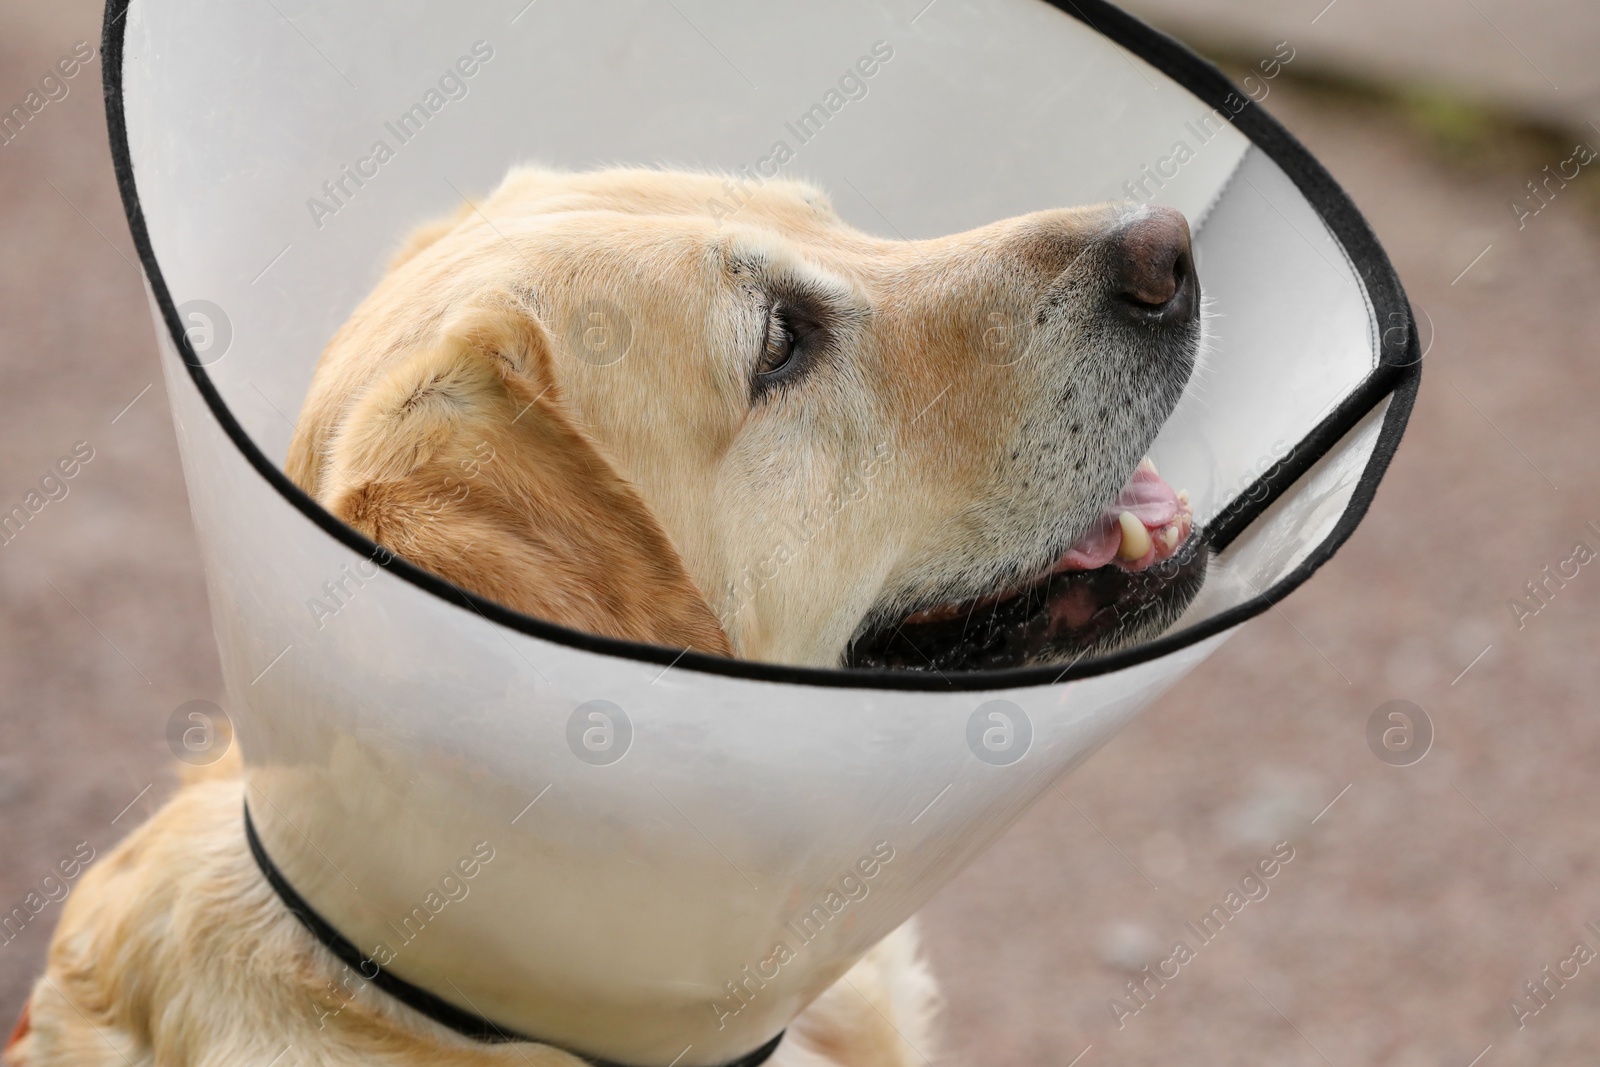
[288,166,1207,670]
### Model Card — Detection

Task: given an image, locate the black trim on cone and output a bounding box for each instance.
[243,805,785,1066]
[101,0,1420,692]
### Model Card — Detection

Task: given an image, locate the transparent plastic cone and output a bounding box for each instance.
[108,0,1417,1063]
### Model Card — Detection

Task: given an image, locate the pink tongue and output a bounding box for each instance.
[1056,465,1183,571]
[1112,465,1183,525]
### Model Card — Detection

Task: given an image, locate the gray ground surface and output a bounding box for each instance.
[1123,0,1599,130]
[3,2,1599,1065]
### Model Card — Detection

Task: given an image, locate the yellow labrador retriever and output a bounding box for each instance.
[9,166,1204,1067]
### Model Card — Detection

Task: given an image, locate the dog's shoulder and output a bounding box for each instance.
[17,765,935,1067]
[17,771,579,1067]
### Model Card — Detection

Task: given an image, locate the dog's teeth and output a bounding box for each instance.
[1117,511,1152,561]
[1139,457,1158,476]
[1162,524,1180,550]
[1176,489,1191,507]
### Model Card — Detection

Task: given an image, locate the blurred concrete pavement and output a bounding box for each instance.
[1122,0,1600,131]
[3,2,1599,1065]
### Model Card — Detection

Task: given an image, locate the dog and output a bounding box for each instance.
[9,165,1205,1067]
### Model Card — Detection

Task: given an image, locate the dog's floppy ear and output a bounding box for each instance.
[310,293,733,657]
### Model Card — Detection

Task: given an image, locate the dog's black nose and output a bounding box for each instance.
[1109,207,1197,325]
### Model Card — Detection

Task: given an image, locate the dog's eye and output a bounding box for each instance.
[757,308,799,378]
[750,293,834,402]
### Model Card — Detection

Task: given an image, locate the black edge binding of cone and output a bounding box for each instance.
[101,0,1421,692]
[243,804,786,1066]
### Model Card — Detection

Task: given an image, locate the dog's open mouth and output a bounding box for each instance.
[846,460,1209,671]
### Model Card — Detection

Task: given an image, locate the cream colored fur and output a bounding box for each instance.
[10,753,938,1067]
[13,165,1192,1067]
[286,165,1170,666]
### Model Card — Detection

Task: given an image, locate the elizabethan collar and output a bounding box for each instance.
[104,0,1417,1063]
